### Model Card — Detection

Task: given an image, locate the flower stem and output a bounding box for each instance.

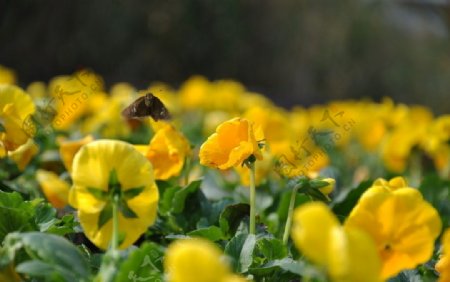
[184,156,190,186]
[249,162,256,235]
[283,184,300,245]
[111,194,120,253]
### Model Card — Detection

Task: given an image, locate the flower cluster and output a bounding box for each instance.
[0,65,448,282]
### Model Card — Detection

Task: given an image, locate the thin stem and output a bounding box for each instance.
[184,156,190,186]
[111,194,120,253]
[249,162,256,235]
[283,184,300,245]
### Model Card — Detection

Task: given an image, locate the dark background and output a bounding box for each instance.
[1,0,450,113]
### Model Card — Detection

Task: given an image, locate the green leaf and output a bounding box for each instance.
[122,186,145,200]
[224,234,256,273]
[115,242,165,282]
[87,187,108,201]
[120,200,138,218]
[34,202,58,232]
[171,180,202,214]
[16,260,65,281]
[0,191,36,242]
[255,238,287,261]
[159,186,178,216]
[187,226,225,241]
[332,180,372,218]
[3,232,90,281]
[239,234,256,273]
[98,202,113,229]
[248,258,318,278]
[219,203,250,238]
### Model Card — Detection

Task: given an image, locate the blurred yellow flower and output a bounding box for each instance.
[164,238,247,282]
[26,81,47,99]
[291,202,381,282]
[49,70,103,130]
[82,85,134,138]
[57,135,94,173]
[381,124,425,172]
[36,169,70,209]
[244,106,290,155]
[436,228,450,282]
[8,138,39,171]
[144,124,191,180]
[179,76,211,111]
[0,65,16,85]
[68,140,159,250]
[0,85,36,155]
[199,117,264,170]
[345,177,442,279]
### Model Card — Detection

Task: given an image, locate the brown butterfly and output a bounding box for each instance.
[121,93,171,121]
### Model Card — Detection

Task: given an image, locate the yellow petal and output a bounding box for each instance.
[8,138,39,171]
[291,202,339,266]
[36,169,70,208]
[57,135,94,173]
[164,238,237,282]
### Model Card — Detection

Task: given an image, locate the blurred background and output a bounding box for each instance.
[1,0,449,114]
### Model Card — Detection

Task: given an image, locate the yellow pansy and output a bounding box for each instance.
[436,228,450,282]
[26,81,48,99]
[49,70,103,130]
[144,124,191,180]
[81,86,135,138]
[244,106,291,155]
[69,140,159,250]
[199,117,264,170]
[36,169,71,208]
[291,202,382,282]
[345,177,442,279]
[8,138,39,171]
[164,238,247,282]
[381,124,425,172]
[57,135,94,173]
[0,65,16,85]
[0,85,36,155]
[179,76,211,111]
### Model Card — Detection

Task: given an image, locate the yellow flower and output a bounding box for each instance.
[436,228,450,282]
[179,76,211,111]
[199,117,264,170]
[0,85,36,155]
[244,106,291,155]
[8,138,39,170]
[49,70,103,130]
[26,81,47,99]
[36,169,71,208]
[57,135,94,173]
[81,86,134,138]
[164,238,247,282]
[68,140,159,250]
[291,202,382,282]
[345,177,442,279]
[144,124,191,180]
[0,65,16,85]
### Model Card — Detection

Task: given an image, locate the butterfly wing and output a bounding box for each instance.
[121,93,171,121]
[148,95,171,121]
